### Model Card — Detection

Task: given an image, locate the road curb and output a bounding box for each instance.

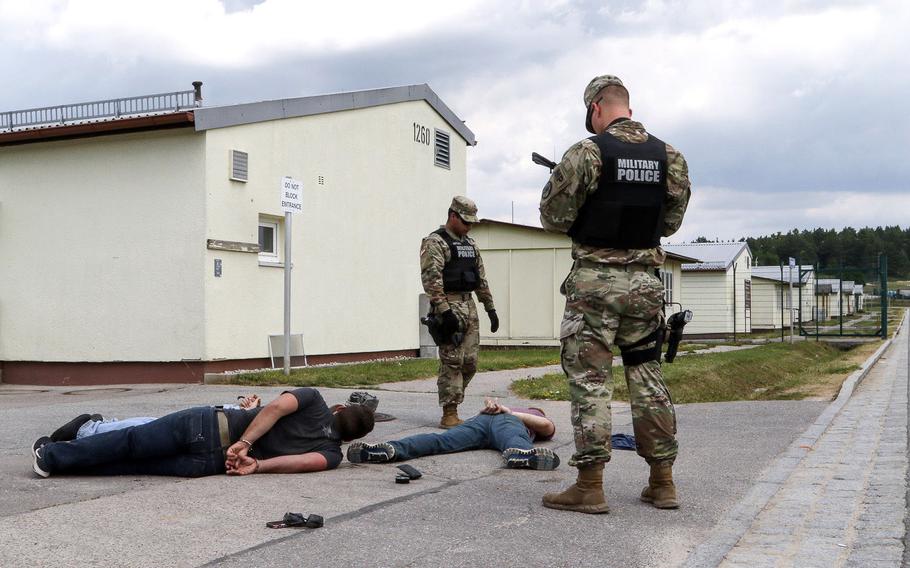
[681,309,908,568]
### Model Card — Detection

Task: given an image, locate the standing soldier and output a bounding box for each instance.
[539,75,691,513]
[420,196,499,428]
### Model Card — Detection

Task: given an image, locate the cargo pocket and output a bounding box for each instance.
[559,314,585,374]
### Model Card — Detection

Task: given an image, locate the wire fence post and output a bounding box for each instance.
[815,262,828,341]
[880,253,888,338]
[780,262,785,342]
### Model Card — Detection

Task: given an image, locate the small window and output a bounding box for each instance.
[744,280,752,309]
[659,269,673,304]
[230,150,249,182]
[434,129,450,169]
[258,219,279,263]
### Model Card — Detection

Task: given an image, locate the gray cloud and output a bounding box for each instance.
[1,0,906,240]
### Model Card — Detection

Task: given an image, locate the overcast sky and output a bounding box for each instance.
[1,0,907,241]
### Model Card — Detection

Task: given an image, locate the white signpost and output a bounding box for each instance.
[281,177,303,375]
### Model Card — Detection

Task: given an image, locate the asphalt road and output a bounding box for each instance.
[0,376,828,568]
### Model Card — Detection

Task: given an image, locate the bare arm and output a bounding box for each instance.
[481,398,555,438]
[225,392,299,469]
[226,452,329,475]
[511,411,556,438]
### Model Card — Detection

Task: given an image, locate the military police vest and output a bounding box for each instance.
[434,229,480,292]
[568,131,669,249]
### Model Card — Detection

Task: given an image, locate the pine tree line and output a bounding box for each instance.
[696,226,910,282]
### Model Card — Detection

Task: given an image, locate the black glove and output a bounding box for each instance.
[488,309,500,333]
[440,309,460,337]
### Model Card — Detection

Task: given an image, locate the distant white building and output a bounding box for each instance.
[0,83,475,385]
[750,265,816,330]
[663,242,753,336]
[472,220,695,345]
[816,279,856,319]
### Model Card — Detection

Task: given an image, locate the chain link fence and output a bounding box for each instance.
[797,254,888,338]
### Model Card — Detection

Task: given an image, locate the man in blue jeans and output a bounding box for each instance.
[347,398,560,470]
[32,388,374,478]
[46,395,263,442]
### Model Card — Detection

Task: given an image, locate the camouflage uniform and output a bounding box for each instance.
[420,211,495,407]
[540,108,691,468]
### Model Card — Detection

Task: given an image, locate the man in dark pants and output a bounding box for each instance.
[539,75,691,513]
[32,387,374,478]
[347,398,560,470]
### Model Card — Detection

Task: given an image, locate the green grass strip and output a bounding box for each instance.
[511,341,866,403]
[221,348,560,388]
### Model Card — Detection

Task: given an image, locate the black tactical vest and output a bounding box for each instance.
[568,131,669,249]
[434,229,480,292]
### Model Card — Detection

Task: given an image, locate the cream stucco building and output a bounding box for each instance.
[0,83,475,384]
[663,242,754,336]
[750,265,816,330]
[472,220,694,346]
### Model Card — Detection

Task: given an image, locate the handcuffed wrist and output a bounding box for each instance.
[239,438,253,449]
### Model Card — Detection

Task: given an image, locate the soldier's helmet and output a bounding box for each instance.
[449,195,479,224]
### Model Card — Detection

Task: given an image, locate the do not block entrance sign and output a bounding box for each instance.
[281,177,303,213]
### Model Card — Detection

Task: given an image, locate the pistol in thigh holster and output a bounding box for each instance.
[421,313,464,347]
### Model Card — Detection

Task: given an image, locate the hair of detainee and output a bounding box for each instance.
[334,405,375,440]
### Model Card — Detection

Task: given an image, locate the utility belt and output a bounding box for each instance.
[215,408,231,459]
[444,292,474,302]
[573,259,651,272]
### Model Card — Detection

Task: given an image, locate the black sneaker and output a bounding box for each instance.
[346,442,395,464]
[32,436,52,478]
[502,447,560,470]
[50,414,93,442]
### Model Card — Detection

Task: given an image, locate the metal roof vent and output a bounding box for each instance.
[230,149,248,182]
[434,129,450,169]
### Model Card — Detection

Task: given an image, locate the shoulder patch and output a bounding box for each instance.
[552,164,572,192]
[541,181,552,199]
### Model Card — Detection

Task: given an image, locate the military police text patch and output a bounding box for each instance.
[454,242,476,259]
[615,158,661,183]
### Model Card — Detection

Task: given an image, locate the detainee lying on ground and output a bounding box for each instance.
[348,398,561,470]
[32,388,374,478]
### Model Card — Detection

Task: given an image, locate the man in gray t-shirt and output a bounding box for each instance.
[225,388,344,469]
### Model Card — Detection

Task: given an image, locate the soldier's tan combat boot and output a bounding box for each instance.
[439,404,463,429]
[541,464,609,514]
[640,461,679,509]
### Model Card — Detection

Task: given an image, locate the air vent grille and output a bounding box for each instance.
[434,130,450,169]
[230,150,248,182]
